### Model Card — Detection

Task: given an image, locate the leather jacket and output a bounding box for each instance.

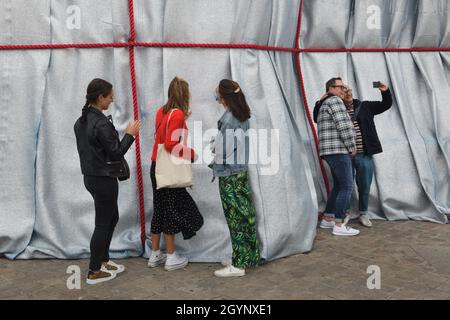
[74,106,134,178]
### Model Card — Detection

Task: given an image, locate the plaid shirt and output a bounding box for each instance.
[317,96,356,157]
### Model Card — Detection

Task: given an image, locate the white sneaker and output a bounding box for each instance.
[148,251,167,268]
[164,253,188,271]
[332,224,360,236]
[319,219,335,229]
[359,215,372,228]
[86,270,116,285]
[214,265,246,277]
[101,260,125,274]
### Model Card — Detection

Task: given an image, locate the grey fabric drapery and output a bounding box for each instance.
[1,0,448,261]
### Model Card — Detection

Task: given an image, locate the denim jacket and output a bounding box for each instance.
[208,110,250,179]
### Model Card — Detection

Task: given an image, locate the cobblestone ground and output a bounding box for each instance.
[1,220,449,300]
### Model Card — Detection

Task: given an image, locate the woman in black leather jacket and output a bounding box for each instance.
[74,78,140,285]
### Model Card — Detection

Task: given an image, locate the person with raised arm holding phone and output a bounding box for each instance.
[341,81,392,228]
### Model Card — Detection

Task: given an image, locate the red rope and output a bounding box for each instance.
[1,42,449,53]
[135,42,299,52]
[295,0,331,194]
[127,0,146,249]
[0,43,130,50]
[129,45,146,248]
[128,0,136,43]
[0,42,297,52]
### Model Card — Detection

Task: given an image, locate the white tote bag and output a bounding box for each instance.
[155,110,193,189]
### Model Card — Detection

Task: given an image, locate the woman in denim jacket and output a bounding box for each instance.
[210,79,260,277]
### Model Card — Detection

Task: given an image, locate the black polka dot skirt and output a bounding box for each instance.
[150,161,203,240]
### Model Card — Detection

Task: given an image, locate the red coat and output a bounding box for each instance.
[151,107,196,162]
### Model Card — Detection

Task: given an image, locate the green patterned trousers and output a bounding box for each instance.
[219,171,260,269]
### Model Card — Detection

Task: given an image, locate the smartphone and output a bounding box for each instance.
[373,81,381,88]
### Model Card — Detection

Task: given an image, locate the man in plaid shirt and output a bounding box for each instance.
[314,77,360,236]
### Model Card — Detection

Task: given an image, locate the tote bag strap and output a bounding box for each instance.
[155,109,175,139]
[164,109,186,146]
[164,109,175,137]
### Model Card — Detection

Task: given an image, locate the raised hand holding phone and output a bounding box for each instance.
[373,81,389,92]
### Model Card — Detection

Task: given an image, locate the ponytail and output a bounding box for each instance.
[80,101,89,123]
[218,79,251,122]
[81,78,113,123]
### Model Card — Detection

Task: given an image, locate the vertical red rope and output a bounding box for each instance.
[128,0,146,248]
[128,0,136,43]
[294,0,330,194]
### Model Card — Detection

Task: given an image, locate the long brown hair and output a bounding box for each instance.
[162,77,190,115]
[218,79,251,122]
[81,78,113,123]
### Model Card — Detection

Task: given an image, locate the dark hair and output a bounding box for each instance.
[218,79,251,122]
[326,77,342,92]
[81,78,113,123]
[163,77,190,115]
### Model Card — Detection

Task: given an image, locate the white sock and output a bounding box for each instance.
[152,250,161,256]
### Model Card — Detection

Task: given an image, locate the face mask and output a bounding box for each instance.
[213,90,219,102]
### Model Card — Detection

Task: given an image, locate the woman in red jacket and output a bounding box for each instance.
[147,77,203,271]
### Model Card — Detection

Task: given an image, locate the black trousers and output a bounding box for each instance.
[83,175,119,271]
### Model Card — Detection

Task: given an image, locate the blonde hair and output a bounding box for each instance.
[163,77,190,115]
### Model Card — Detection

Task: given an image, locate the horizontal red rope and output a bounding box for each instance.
[0,43,130,50]
[2,42,450,53]
[135,42,299,52]
[0,42,296,51]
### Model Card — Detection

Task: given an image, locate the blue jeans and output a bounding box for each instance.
[323,154,353,222]
[353,154,374,213]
